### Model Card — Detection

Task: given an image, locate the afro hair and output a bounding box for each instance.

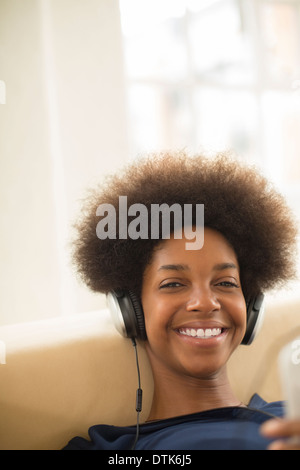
[71,151,298,301]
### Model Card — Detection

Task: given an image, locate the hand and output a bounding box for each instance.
[260,418,300,450]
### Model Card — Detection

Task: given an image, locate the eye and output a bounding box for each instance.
[216,281,239,288]
[160,281,184,289]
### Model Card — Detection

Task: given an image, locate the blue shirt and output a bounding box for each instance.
[63,394,284,450]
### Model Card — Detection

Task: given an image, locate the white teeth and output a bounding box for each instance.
[179,327,222,338]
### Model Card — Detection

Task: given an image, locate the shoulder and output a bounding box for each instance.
[247,393,285,418]
[62,424,136,450]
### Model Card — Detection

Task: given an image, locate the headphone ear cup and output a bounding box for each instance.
[127,290,147,340]
[106,290,146,340]
[241,292,265,345]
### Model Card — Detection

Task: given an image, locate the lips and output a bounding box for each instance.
[178,327,223,339]
[174,321,229,343]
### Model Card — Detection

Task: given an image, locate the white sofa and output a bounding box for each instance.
[0,295,300,450]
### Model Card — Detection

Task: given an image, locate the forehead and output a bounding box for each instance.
[147,227,239,272]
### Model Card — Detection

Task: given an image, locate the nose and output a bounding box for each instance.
[186,287,221,313]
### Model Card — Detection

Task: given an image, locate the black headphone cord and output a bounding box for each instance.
[131,338,143,450]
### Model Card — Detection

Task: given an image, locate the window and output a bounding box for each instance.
[119,0,300,187]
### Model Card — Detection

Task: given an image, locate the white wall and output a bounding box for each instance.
[0,0,129,325]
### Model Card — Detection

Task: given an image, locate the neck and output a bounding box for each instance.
[146,366,242,422]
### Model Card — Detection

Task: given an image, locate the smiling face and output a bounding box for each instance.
[141,227,247,382]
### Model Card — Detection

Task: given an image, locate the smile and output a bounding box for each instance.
[178,327,224,339]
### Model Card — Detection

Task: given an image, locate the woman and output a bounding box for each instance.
[65,152,300,450]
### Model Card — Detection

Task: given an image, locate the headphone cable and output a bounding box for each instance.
[131,338,143,450]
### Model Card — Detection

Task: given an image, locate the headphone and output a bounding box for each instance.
[106,290,265,346]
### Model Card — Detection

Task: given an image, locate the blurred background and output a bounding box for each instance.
[1,0,300,325]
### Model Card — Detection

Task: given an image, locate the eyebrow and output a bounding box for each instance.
[158,264,190,272]
[157,262,238,272]
[213,262,238,271]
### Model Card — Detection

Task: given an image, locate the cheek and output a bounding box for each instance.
[141,292,177,349]
[143,298,168,336]
[228,296,247,340]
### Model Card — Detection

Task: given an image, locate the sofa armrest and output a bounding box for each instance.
[0,310,153,450]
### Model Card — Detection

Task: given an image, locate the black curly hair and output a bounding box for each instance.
[71,151,298,301]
